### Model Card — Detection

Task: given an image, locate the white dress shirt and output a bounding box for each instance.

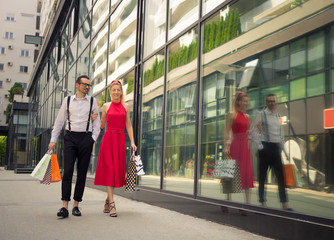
[50,95,101,143]
[251,108,287,156]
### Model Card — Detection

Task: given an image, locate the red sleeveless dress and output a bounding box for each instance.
[94,102,127,187]
[230,111,254,189]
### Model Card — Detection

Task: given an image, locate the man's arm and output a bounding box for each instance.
[279,121,289,159]
[251,111,263,150]
[91,97,101,141]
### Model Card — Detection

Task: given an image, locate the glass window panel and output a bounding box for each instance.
[307,31,325,73]
[54,81,63,120]
[307,134,326,190]
[274,45,289,82]
[90,90,104,174]
[202,0,226,16]
[67,65,77,93]
[307,72,325,97]
[140,53,165,189]
[307,96,325,134]
[165,28,198,194]
[290,38,306,79]
[69,35,78,66]
[90,22,108,92]
[57,58,64,81]
[290,78,305,100]
[290,100,306,135]
[261,51,274,85]
[108,0,137,85]
[77,46,90,77]
[143,0,166,58]
[78,13,92,56]
[92,0,110,36]
[168,0,199,40]
[248,90,259,109]
[79,0,92,20]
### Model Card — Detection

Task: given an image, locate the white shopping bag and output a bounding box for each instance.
[30,153,52,181]
[135,155,145,176]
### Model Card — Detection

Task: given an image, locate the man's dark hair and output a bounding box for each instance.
[266,93,276,100]
[76,75,90,83]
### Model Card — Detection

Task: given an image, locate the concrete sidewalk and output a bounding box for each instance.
[0,169,271,240]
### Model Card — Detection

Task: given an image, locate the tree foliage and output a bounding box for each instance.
[0,136,7,165]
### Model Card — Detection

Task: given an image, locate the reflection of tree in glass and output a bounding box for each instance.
[204,8,241,53]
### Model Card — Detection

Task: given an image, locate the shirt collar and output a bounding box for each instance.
[73,94,89,101]
[264,108,276,115]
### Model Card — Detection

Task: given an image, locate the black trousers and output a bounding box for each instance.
[62,131,94,202]
[258,142,287,203]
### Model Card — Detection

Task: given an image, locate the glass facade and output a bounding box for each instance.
[27,0,334,221]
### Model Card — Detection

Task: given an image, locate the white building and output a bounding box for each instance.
[0,0,38,128]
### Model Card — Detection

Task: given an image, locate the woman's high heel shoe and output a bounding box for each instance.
[103,200,110,213]
[109,201,117,217]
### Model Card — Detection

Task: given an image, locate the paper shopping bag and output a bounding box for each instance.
[30,153,52,181]
[135,155,145,176]
[40,161,52,185]
[213,157,235,179]
[283,164,295,187]
[50,154,62,182]
[125,154,136,192]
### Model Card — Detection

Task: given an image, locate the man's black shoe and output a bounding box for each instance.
[72,207,81,216]
[57,207,69,218]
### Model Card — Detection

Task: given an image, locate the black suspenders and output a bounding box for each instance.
[67,96,71,131]
[262,110,281,142]
[67,96,94,132]
[86,96,93,132]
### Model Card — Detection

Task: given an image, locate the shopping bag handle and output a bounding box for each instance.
[47,150,53,155]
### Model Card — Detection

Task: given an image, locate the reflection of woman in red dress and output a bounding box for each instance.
[94,80,137,217]
[224,91,254,204]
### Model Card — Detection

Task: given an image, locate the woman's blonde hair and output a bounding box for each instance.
[234,91,248,111]
[110,79,125,105]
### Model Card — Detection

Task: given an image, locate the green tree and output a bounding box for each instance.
[215,20,222,48]
[126,78,134,94]
[208,21,216,51]
[0,136,6,165]
[5,104,12,123]
[8,82,24,103]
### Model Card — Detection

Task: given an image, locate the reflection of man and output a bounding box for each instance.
[48,75,100,218]
[252,94,292,210]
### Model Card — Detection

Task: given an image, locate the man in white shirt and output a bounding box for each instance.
[252,94,292,211]
[48,75,101,218]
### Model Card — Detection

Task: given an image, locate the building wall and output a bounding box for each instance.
[0,0,37,126]
[26,0,334,225]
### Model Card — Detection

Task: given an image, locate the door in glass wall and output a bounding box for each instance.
[140,52,165,189]
[164,29,198,194]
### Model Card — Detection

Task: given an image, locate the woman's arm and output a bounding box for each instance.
[223,112,234,154]
[124,104,137,152]
[100,103,109,129]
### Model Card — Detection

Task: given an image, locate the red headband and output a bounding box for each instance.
[111,80,121,86]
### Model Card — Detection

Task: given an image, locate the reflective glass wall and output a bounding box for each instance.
[26,0,334,221]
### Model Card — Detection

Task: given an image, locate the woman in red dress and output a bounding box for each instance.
[224,91,254,204]
[94,80,137,217]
